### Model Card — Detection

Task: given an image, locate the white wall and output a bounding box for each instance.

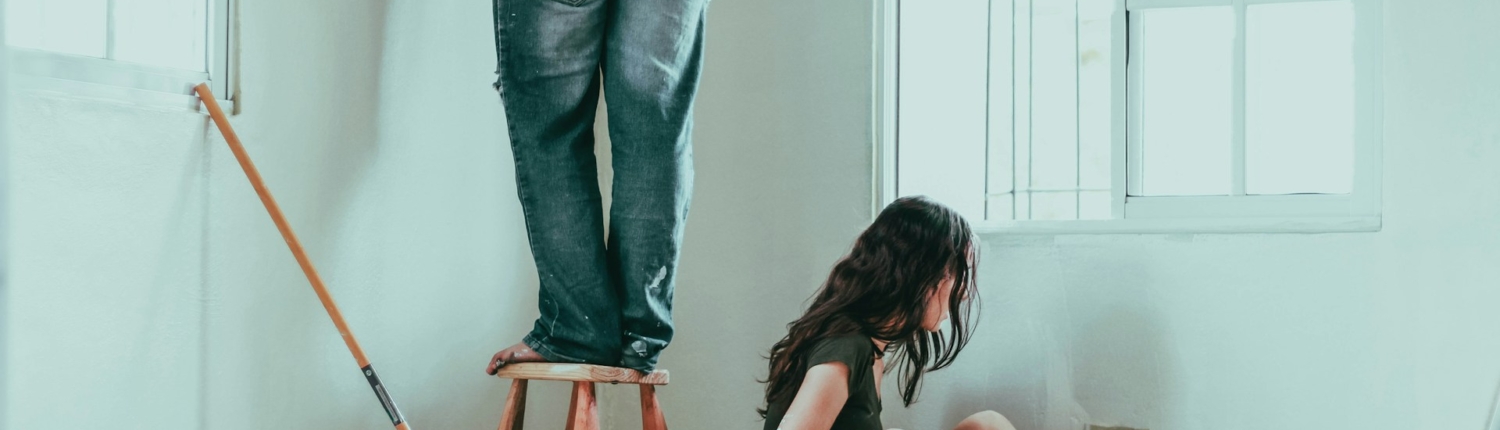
[10,0,1498,429]
[636,0,878,428]
[877,1,1500,430]
[202,0,873,427]
[201,0,553,428]
[661,1,1500,430]
[8,77,215,430]
[5,0,542,428]
[0,0,11,425]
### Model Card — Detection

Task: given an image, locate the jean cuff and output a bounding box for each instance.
[522,333,589,364]
[618,351,659,373]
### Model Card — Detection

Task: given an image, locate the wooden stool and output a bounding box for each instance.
[494,363,670,430]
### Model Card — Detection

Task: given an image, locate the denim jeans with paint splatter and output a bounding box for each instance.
[492,0,705,372]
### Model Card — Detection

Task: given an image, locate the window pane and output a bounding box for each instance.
[1078,0,1114,195]
[5,0,108,58]
[1031,0,1079,206]
[986,0,1114,221]
[1011,0,1034,220]
[114,0,209,71]
[1246,1,1355,195]
[898,0,990,220]
[1032,191,1076,221]
[986,0,1016,221]
[1136,7,1233,196]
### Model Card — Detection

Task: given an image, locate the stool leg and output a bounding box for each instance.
[565,381,599,430]
[497,379,528,430]
[640,385,668,430]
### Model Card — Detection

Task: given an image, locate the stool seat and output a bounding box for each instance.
[494,363,670,430]
[494,362,670,385]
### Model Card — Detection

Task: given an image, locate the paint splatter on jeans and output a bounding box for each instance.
[493,0,705,372]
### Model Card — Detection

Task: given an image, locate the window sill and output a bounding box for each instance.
[972,216,1381,235]
[10,49,234,114]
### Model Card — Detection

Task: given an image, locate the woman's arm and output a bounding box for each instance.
[776,362,851,430]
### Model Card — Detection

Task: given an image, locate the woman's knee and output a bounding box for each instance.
[954,410,1016,430]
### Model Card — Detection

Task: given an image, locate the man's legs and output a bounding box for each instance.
[602,0,709,372]
[490,0,620,367]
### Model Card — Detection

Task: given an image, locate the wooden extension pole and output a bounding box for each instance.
[194,84,411,430]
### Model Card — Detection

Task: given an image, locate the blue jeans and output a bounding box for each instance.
[492,0,706,372]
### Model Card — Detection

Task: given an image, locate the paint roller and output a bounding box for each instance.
[193,84,412,430]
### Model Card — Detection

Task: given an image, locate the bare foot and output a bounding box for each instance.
[486,341,549,375]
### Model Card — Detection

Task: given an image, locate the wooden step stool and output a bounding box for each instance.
[494,363,670,430]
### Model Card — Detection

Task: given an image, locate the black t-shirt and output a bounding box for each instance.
[762,335,883,430]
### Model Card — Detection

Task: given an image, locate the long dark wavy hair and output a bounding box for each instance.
[759,196,979,416]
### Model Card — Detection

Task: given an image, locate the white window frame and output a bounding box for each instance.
[9,0,235,112]
[874,0,1382,234]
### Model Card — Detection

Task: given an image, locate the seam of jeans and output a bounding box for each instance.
[494,1,513,96]
[495,0,567,353]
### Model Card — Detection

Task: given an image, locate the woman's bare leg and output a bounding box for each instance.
[954,410,1016,430]
[881,410,1015,430]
